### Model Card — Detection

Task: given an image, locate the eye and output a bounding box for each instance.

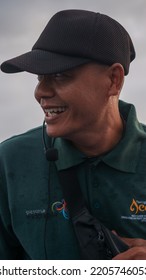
[54,73,62,77]
[52,73,66,79]
[37,72,72,83]
[52,72,73,82]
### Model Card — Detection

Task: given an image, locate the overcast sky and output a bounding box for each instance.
[0,0,146,141]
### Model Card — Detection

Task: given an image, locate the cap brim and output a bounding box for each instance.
[0,49,91,75]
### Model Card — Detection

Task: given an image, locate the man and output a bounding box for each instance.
[0,9,146,260]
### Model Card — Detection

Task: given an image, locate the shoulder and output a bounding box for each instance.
[1,126,42,145]
[0,126,43,157]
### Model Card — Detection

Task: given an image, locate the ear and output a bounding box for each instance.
[108,63,125,97]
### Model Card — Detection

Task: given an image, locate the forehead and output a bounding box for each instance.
[65,62,109,74]
[37,62,109,81]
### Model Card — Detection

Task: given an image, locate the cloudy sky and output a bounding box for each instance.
[0,0,146,141]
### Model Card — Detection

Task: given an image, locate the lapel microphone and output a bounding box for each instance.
[42,121,58,161]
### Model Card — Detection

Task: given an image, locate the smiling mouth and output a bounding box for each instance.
[44,106,67,117]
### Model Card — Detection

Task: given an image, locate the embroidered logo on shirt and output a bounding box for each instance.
[130,198,146,214]
[26,209,46,218]
[25,199,69,219]
[121,198,146,222]
[51,199,69,219]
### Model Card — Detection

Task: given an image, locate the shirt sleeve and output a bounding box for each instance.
[0,158,23,259]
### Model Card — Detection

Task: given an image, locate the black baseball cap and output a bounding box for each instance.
[0,9,136,76]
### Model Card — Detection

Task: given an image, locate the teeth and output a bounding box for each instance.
[45,107,66,115]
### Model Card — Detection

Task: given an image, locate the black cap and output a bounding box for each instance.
[0,9,136,76]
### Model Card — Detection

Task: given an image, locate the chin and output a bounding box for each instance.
[45,126,64,138]
[45,124,77,141]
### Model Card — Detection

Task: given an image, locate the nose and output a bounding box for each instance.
[34,77,56,104]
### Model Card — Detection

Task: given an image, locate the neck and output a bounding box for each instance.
[71,111,124,157]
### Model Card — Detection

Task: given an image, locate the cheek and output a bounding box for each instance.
[69,96,95,123]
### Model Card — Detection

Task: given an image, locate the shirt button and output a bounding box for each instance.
[90,164,96,171]
[94,202,100,209]
[93,183,99,188]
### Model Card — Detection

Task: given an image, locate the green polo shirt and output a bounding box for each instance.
[0,100,146,260]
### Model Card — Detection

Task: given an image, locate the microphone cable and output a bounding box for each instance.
[42,121,58,259]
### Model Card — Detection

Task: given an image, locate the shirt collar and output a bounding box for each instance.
[54,100,146,173]
[102,102,145,172]
[54,137,85,170]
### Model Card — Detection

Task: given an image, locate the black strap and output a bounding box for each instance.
[58,166,129,260]
[58,167,108,259]
[58,166,86,218]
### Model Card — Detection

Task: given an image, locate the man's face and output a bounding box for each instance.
[34,63,110,141]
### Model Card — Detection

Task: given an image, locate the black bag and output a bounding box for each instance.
[58,166,129,260]
[72,207,129,259]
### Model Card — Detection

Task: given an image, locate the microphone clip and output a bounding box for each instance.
[42,121,58,161]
